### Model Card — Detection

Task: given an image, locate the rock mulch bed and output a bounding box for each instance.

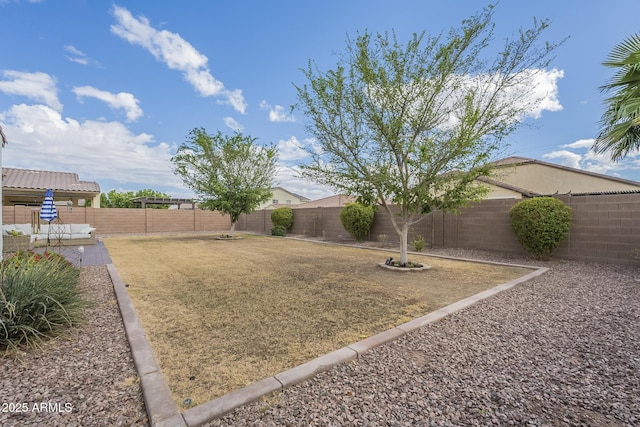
[208,250,640,426]
[1,249,639,426]
[0,266,148,427]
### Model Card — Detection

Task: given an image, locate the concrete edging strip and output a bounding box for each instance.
[107,254,549,426]
[181,377,282,426]
[107,264,186,427]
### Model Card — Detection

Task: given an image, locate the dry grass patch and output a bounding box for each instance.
[104,233,531,407]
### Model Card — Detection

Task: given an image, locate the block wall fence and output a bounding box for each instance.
[4,193,638,266]
[237,193,640,267]
[2,206,231,235]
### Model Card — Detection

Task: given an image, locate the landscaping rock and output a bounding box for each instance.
[0,266,148,427]
[2,248,639,426]
[209,249,640,426]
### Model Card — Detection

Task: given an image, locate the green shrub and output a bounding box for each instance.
[509,197,572,260]
[412,235,425,252]
[340,203,375,242]
[270,207,294,230]
[1,251,83,350]
[271,225,287,236]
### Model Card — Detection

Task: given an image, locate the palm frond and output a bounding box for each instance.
[595,32,640,161]
[603,33,640,66]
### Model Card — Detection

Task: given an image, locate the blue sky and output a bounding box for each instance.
[1,0,639,200]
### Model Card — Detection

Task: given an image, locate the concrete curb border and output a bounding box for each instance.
[107,247,549,426]
[107,264,187,427]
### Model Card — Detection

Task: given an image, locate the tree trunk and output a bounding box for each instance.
[230,221,236,238]
[381,203,411,266]
[399,221,409,265]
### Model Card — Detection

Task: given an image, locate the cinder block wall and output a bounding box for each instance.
[2,207,231,235]
[238,194,640,266]
[8,194,637,265]
[554,193,640,265]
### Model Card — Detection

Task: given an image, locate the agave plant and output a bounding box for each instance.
[593,33,640,161]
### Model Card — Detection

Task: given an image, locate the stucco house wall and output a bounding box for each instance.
[486,157,640,197]
[258,187,311,210]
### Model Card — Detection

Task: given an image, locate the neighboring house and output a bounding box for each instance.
[258,187,311,210]
[2,167,101,208]
[293,194,356,208]
[479,156,640,199]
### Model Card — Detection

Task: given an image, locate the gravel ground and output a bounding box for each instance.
[1,249,639,426]
[0,266,148,427]
[209,250,640,427]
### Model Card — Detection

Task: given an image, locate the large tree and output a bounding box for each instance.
[592,33,640,161]
[295,5,562,265]
[172,128,277,236]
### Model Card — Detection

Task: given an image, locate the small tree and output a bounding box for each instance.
[340,203,375,242]
[509,197,572,260]
[172,128,277,237]
[295,4,562,265]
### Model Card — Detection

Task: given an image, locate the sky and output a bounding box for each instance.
[1,0,639,201]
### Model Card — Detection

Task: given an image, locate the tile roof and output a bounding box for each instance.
[2,167,100,193]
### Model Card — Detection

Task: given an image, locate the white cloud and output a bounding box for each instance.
[561,139,594,149]
[522,68,564,118]
[63,44,101,67]
[110,5,246,113]
[0,103,182,189]
[223,117,243,132]
[542,150,582,169]
[274,165,332,200]
[64,45,88,65]
[370,68,564,133]
[462,68,564,121]
[272,136,332,199]
[72,86,143,122]
[260,100,296,123]
[224,89,248,114]
[0,70,62,111]
[277,136,310,161]
[542,138,640,179]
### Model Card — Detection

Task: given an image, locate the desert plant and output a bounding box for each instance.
[270,207,294,230]
[3,250,71,271]
[1,253,83,350]
[271,225,287,237]
[412,235,425,252]
[340,203,375,242]
[510,197,572,260]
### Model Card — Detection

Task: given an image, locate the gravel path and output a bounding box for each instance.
[1,249,639,426]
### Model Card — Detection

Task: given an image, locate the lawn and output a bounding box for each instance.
[104,233,532,408]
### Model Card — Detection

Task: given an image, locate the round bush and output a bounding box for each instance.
[340,203,375,242]
[270,207,294,229]
[509,197,572,260]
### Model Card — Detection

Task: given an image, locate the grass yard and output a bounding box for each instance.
[104,233,532,408]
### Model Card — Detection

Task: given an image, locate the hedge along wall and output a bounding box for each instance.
[2,206,231,235]
[237,193,640,266]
